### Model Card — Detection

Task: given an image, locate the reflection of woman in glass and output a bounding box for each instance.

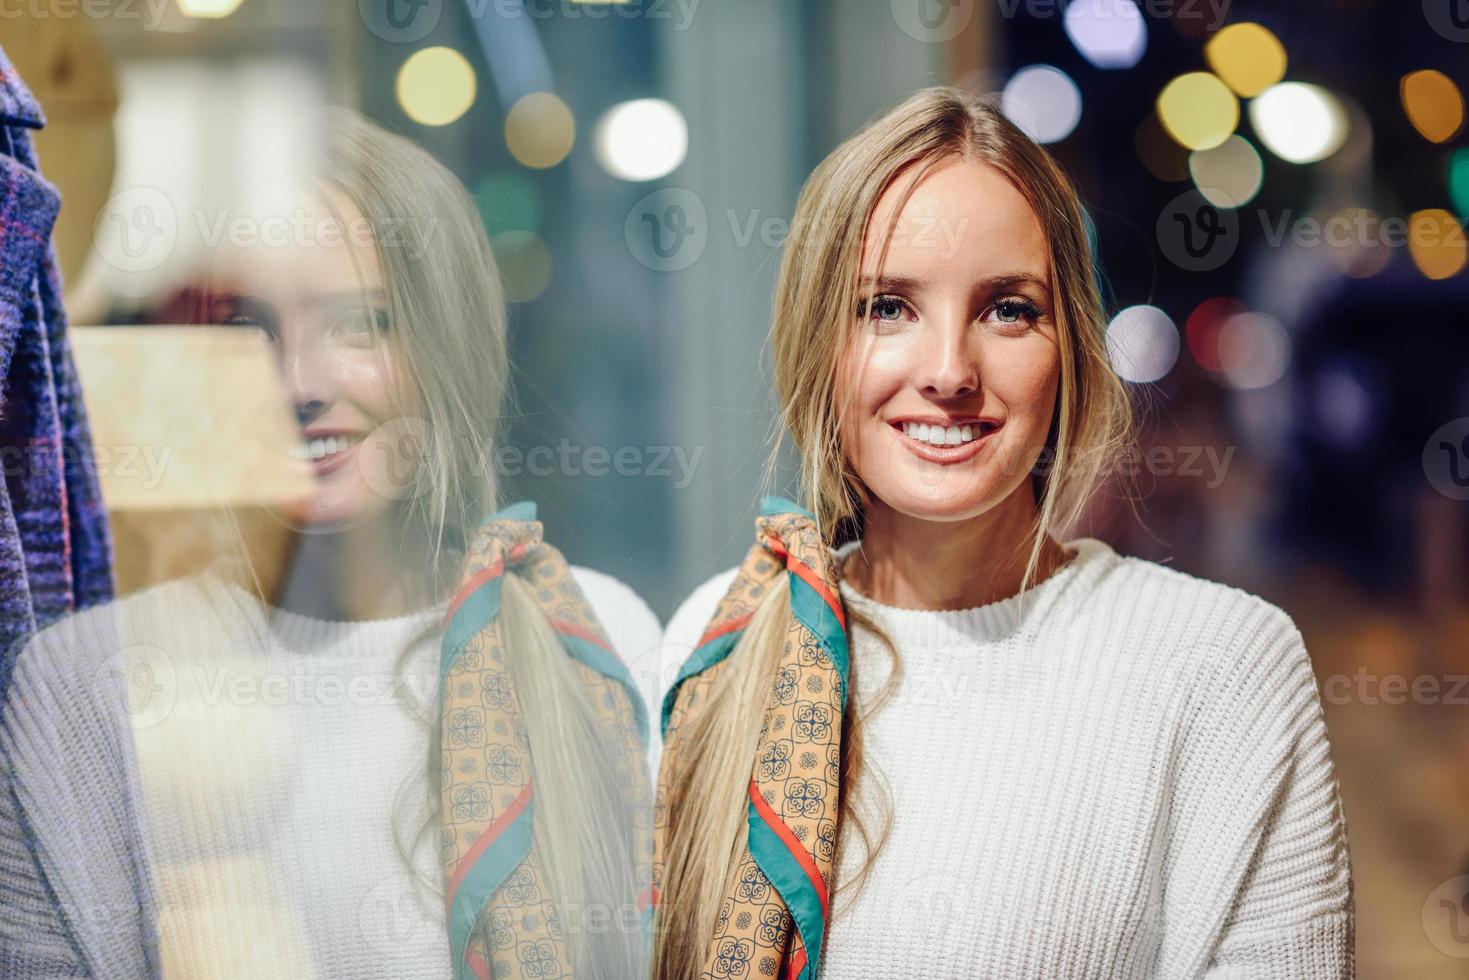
[1,110,657,980]
[655,87,1352,979]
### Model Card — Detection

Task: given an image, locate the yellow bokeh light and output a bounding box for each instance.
[396,47,477,127]
[1157,72,1239,151]
[176,0,244,16]
[1408,209,1467,280]
[1401,70,1465,144]
[492,231,553,303]
[1205,23,1287,98]
[505,92,576,169]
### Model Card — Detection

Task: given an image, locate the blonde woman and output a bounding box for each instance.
[654,87,1353,979]
[0,110,658,979]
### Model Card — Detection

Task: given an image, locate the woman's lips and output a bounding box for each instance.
[312,438,362,477]
[890,421,999,464]
[290,433,367,477]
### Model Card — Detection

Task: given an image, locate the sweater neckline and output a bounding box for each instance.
[204,573,448,656]
[834,537,1114,647]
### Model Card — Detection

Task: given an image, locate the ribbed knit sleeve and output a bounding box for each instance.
[1158,599,1354,978]
[0,607,160,979]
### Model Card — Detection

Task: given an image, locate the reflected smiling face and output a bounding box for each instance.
[206,184,418,531]
[834,155,1062,525]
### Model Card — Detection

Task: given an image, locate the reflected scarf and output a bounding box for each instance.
[653,496,850,980]
[438,501,651,980]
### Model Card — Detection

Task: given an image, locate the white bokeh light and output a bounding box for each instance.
[1106,305,1179,383]
[1064,0,1148,70]
[594,99,689,182]
[1002,65,1083,144]
[1249,83,1348,164]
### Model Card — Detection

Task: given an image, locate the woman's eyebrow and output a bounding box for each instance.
[983,273,1051,294]
[856,275,923,292]
[309,287,390,307]
[857,273,1051,293]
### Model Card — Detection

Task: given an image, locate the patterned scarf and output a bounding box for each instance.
[653,496,850,980]
[438,501,652,980]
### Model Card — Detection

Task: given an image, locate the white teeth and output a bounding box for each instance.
[291,435,362,462]
[900,421,990,447]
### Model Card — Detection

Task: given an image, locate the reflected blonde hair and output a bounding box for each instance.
[320,113,647,980]
[211,110,646,978]
[654,86,1134,978]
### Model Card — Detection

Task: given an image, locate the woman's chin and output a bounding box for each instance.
[271,491,385,534]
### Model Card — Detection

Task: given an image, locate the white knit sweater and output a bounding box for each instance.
[660,536,1355,979]
[0,565,662,979]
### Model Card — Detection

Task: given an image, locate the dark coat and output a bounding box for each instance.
[0,43,113,667]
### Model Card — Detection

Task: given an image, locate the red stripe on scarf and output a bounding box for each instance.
[549,617,616,653]
[785,945,808,980]
[443,540,535,624]
[747,779,829,914]
[697,612,753,648]
[466,944,493,980]
[760,538,846,630]
[446,782,534,908]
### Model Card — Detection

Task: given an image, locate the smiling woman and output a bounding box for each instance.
[653,86,1354,980]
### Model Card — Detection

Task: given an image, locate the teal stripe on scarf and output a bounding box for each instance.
[441,576,504,687]
[448,800,535,980]
[759,494,814,520]
[746,795,824,980]
[785,571,850,712]
[558,631,649,748]
[660,627,743,739]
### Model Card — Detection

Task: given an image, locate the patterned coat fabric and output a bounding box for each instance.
[439,501,652,980]
[0,43,113,672]
[654,497,850,980]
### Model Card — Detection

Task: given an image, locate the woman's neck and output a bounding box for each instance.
[842,486,1071,611]
[275,515,450,621]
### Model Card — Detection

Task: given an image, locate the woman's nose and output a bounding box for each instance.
[915,315,980,400]
[277,331,333,425]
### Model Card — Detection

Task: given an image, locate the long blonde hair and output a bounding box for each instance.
[209,110,647,977]
[654,86,1135,978]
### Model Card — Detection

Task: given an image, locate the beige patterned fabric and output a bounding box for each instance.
[440,506,651,980]
[654,502,848,980]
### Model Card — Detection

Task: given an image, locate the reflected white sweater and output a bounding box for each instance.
[0,566,662,979]
[660,537,1355,979]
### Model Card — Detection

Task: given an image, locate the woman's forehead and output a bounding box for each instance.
[861,157,1049,285]
[204,182,385,296]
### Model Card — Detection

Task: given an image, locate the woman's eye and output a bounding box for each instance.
[856,295,911,323]
[990,298,1043,327]
[209,301,273,334]
[333,308,390,340]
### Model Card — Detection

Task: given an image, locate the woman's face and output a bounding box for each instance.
[834,156,1061,525]
[207,185,419,531]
